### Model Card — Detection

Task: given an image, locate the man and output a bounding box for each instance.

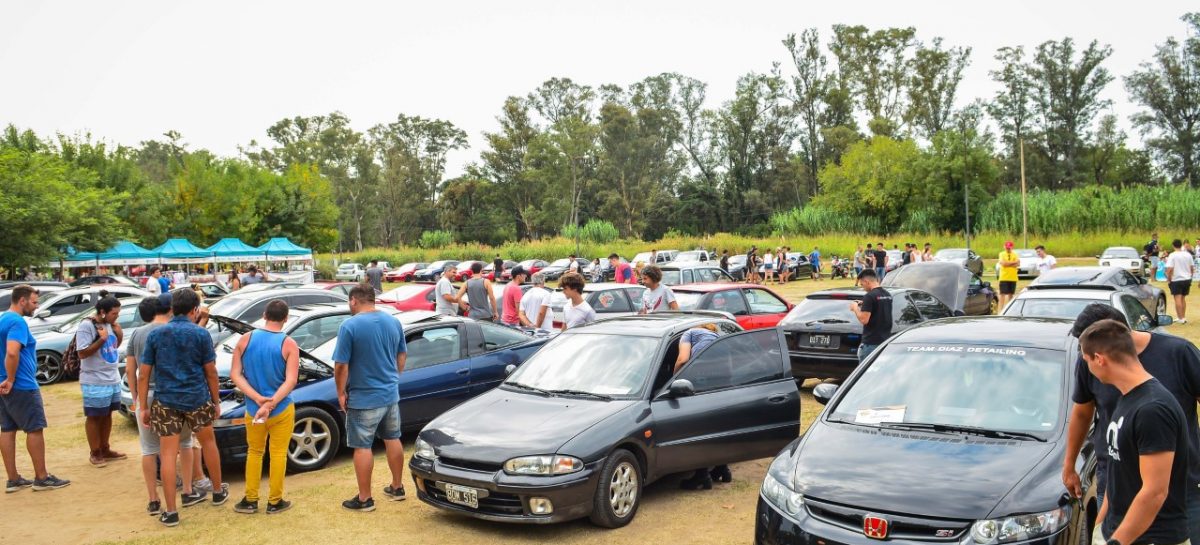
[334,285,407,512]
[456,262,497,321]
[560,273,596,330]
[997,241,1020,312]
[1063,304,1200,545]
[138,288,227,527]
[639,266,679,314]
[0,285,69,493]
[492,254,504,279]
[610,254,633,285]
[76,292,125,467]
[501,267,527,326]
[1166,239,1193,324]
[849,269,892,362]
[172,270,187,289]
[242,265,265,286]
[649,249,658,265]
[434,264,458,316]
[158,268,173,293]
[1146,234,1162,280]
[519,274,554,330]
[1194,239,1200,260]
[719,250,730,273]
[809,246,821,281]
[872,243,888,279]
[746,246,760,284]
[145,267,163,295]
[901,243,913,267]
[1079,319,1189,545]
[1035,245,1057,275]
[127,294,196,516]
[230,299,300,515]
[365,260,384,294]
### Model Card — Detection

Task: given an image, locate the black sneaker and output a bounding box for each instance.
[232,497,258,514]
[342,496,375,512]
[31,475,70,491]
[159,511,180,527]
[147,500,162,515]
[180,490,206,507]
[5,477,33,493]
[383,485,406,501]
[212,483,229,506]
[266,499,293,514]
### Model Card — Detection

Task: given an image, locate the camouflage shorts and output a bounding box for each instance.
[150,399,215,437]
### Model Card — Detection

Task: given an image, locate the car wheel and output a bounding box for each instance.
[1157,296,1167,316]
[36,351,64,385]
[989,297,998,315]
[589,449,642,528]
[288,406,341,473]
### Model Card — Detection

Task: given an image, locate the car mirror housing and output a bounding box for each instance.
[35,309,51,319]
[1158,315,1175,327]
[504,364,517,376]
[667,379,695,398]
[812,383,838,405]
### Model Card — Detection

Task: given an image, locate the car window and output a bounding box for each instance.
[893,295,923,326]
[909,291,952,320]
[479,322,529,350]
[588,289,632,313]
[238,300,272,322]
[676,329,783,394]
[1116,271,1137,287]
[406,327,463,370]
[682,270,694,284]
[113,291,142,300]
[745,289,788,314]
[1118,295,1155,332]
[291,314,350,352]
[625,288,645,309]
[709,290,749,316]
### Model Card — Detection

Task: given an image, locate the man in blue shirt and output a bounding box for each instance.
[809,246,822,281]
[334,284,407,512]
[0,285,70,492]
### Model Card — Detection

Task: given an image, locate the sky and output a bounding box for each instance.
[2,1,1195,178]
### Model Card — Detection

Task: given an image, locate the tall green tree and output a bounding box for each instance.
[368,115,468,245]
[830,25,917,137]
[1125,12,1200,186]
[906,38,971,139]
[1027,38,1114,188]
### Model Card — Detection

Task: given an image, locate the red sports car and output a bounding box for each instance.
[376,283,453,312]
[671,283,793,330]
[500,259,548,281]
[384,262,427,283]
[453,261,486,282]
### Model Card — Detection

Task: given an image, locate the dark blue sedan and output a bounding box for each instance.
[211,314,549,472]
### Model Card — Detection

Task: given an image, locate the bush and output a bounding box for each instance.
[561,220,620,244]
[975,185,1200,235]
[418,230,453,249]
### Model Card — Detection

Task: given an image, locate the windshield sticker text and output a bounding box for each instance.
[906,346,1026,356]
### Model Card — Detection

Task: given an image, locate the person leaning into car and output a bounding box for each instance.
[1077,319,1190,545]
[849,269,892,362]
[673,323,731,491]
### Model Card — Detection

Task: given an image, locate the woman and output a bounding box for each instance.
[631,261,645,285]
[192,284,211,327]
[227,269,242,291]
[75,291,125,467]
[776,247,790,284]
[853,246,865,279]
[673,324,731,490]
[638,266,679,314]
[763,250,775,285]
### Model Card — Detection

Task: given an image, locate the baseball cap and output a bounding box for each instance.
[1004,241,1014,249]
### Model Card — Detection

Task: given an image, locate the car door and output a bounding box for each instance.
[467,322,530,394]
[964,276,990,315]
[743,288,790,329]
[707,289,750,327]
[892,293,924,333]
[587,288,633,317]
[398,324,471,426]
[650,329,799,475]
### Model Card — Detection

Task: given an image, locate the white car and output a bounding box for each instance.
[1098,246,1144,277]
[630,250,678,266]
[993,249,1041,278]
[335,263,365,282]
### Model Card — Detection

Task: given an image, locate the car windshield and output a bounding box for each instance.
[780,298,858,326]
[550,258,571,267]
[829,344,1064,435]
[1103,248,1139,259]
[1036,269,1104,285]
[1003,298,1099,320]
[1017,250,1037,258]
[936,250,967,260]
[338,265,357,271]
[429,260,452,268]
[675,252,701,262]
[505,333,658,397]
[631,252,652,264]
[673,292,705,310]
[729,255,746,265]
[381,285,429,300]
[208,296,250,318]
[660,269,681,285]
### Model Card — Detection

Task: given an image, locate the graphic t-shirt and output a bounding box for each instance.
[997,251,1019,282]
[0,311,38,391]
[76,319,120,385]
[640,285,677,314]
[1035,255,1057,274]
[860,287,893,345]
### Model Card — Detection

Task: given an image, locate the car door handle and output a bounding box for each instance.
[456,368,470,376]
[767,393,790,404]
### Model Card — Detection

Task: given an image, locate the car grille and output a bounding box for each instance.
[438,456,503,473]
[423,479,525,516]
[803,496,971,541]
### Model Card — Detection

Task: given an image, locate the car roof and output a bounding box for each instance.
[564,313,738,337]
[894,316,1074,350]
[1015,289,1118,301]
[51,285,148,297]
[803,287,919,299]
[673,283,755,293]
[583,282,643,291]
[660,262,722,270]
[1030,267,1117,288]
[221,288,345,302]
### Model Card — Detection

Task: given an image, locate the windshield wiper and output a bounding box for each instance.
[877,422,1045,442]
[505,382,553,396]
[806,319,850,325]
[544,389,613,401]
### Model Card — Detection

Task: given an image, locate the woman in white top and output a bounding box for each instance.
[763,251,776,285]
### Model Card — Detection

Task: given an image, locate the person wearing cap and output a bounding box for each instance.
[997,241,1020,313]
[500,267,527,326]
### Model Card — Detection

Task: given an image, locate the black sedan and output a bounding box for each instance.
[414,260,461,282]
[540,257,591,281]
[883,261,997,316]
[780,288,953,380]
[410,314,800,527]
[1028,266,1166,317]
[756,316,1094,545]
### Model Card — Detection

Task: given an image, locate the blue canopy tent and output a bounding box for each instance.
[153,238,210,264]
[205,238,265,263]
[64,240,159,267]
[256,237,313,262]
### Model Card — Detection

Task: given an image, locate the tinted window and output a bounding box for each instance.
[709,290,748,316]
[1116,271,1137,287]
[683,270,694,284]
[677,329,783,393]
[746,289,788,314]
[239,300,272,322]
[406,327,462,370]
[780,298,857,326]
[291,314,350,352]
[1006,298,1096,321]
[909,291,952,319]
[625,288,645,309]
[893,295,922,326]
[588,289,631,313]
[1118,295,1155,332]
[479,323,529,350]
[660,270,682,285]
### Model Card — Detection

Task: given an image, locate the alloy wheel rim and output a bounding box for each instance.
[289,417,332,467]
[608,461,639,518]
[36,354,60,384]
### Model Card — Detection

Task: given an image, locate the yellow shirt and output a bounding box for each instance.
[998,251,1019,282]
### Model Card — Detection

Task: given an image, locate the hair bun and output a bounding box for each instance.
[98,289,110,298]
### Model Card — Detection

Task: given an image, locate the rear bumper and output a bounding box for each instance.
[788,351,860,381]
[408,456,599,524]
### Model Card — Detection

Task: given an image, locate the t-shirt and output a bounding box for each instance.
[720,256,730,270]
[680,328,718,357]
[809,250,821,266]
[173,272,186,287]
[144,278,162,295]
[614,263,633,284]
[568,260,579,272]
[434,277,457,316]
[76,319,120,385]
[365,267,384,292]
[997,251,1019,282]
[1035,255,1057,274]
[1166,250,1194,282]
[860,287,894,345]
[1073,333,1200,488]
[331,310,406,410]
[872,250,887,269]
[493,259,504,275]
[563,300,597,329]
[519,287,553,330]
[902,250,912,266]
[0,311,38,391]
[241,272,264,286]
[158,277,171,293]
[501,282,523,325]
[1101,378,1189,545]
[126,322,164,390]
[641,285,677,314]
[141,315,217,411]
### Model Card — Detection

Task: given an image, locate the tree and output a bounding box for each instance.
[784,29,832,197]
[813,136,923,231]
[915,129,999,231]
[1125,12,1200,186]
[368,115,467,245]
[479,97,546,239]
[988,46,1036,186]
[830,25,917,136]
[527,78,598,229]
[1027,38,1114,188]
[716,70,795,230]
[906,38,971,139]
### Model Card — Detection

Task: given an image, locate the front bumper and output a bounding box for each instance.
[214,424,250,463]
[409,455,600,524]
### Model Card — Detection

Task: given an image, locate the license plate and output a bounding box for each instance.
[809,334,831,347]
[444,483,480,509]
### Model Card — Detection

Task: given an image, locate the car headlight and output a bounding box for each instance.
[503,455,583,476]
[971,507,1070,545]
[1101,261,1110,266]
[415,437,436,460]
[212,416,245,428]
[760,452,804,517]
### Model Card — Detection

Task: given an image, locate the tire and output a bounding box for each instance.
[287,406,341,473]
[36,351,64,386]
[589,449,642,528]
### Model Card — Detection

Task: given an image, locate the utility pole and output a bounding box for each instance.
[1020,138,1028,248]
[964,177,971,251]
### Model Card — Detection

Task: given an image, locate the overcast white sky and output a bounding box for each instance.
[2,1,1195,177]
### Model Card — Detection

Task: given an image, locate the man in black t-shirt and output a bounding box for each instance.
[872,244,888,279]
[1079,319,1189,545]
[849,269,892,362]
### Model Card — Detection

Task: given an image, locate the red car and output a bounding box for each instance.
[384,262,427,283]
[452,261,487,282]
[500,259,548,281]
[376,283,452,312]
[481,260,518,281]
[671,283,793,330]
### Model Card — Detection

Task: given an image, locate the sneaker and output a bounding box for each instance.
[32,475,70,491]
[383,485,406,501]
[192,477,213,495]
[147,500,162,515]
[89,454,108,468]
[232,497,258,514]
[212,483,229,506]
[159,511,180,527]
[1179,318,1188,324]
[180,491,206,508]
[342,496,375,512]
[266,499,293,515]
[5,477,33,493]
[102,449,127,461]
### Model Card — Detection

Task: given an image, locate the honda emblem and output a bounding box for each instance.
[863,514,889,540]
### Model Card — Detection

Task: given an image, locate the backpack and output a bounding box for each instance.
[62,317,99,376]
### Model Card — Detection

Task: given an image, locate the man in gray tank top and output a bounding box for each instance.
[455,262,497,321]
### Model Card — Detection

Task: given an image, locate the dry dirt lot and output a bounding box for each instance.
[2,258,1196,545]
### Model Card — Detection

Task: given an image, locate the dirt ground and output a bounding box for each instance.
[2,257,1196,545]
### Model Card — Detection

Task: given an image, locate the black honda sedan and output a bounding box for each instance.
[756,316,1096,545]
[411,314,800,528]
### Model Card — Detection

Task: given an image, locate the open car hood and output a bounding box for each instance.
[209,314,256,335]
[882,262,970,312]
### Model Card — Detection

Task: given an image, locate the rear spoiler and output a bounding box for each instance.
[1026,284,1116,291]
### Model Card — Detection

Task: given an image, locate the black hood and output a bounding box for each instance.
[792,421,1058,519]
[883,262,970,313]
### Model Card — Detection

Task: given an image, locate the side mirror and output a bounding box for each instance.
[1158,315,1175,327]
[983,281,992,289]
[666,379,695,398]
[812,383,839,405]
[34,309,51,319]
[1138,276,1148,285]
[504,364,516,376]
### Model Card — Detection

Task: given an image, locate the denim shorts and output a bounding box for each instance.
[346,403,402,449]
[81,383,122,417]
[0,389,48,432]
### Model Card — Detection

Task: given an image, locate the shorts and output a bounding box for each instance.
[150,399,215,437]
[0,389,48,432]
[1151,256,1162,267]
[1171,280,1192,296]
[137,393,194,455]
[764,263,774,271]
[81,383,122,417]
[812,263,821,273]
[999,281,1017,295]
[346,403,402,449]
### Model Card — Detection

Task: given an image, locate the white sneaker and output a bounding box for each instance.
[192,477,213,495]
[1177,318,1188,324]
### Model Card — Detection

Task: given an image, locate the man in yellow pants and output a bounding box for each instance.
[229,300,300,514]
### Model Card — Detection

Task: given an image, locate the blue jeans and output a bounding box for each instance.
[875,267,885,279]
[345,403,403,449]
[857,344,879,363]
